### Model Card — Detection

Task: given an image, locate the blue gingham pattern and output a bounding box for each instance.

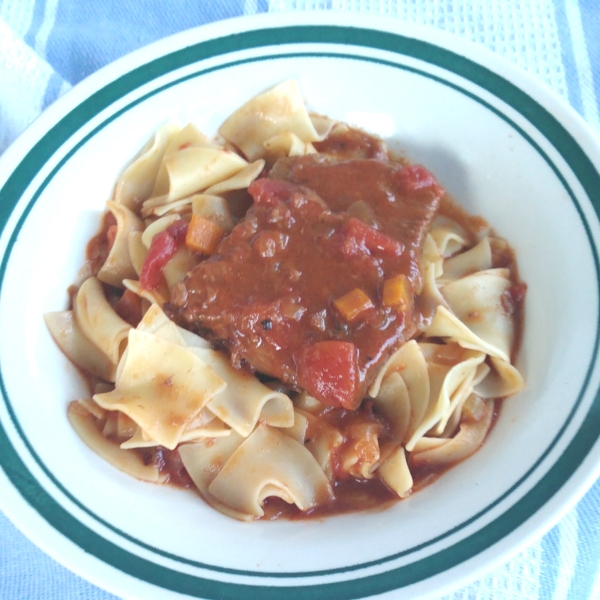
[0,1,599,598]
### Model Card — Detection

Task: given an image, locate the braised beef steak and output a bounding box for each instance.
[170,157,442,409]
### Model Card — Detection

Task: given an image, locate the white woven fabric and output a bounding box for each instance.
[0,16,68,153]
[269,0,568,98]
[451,541,543,600]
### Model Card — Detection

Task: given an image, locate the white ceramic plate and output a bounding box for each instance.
[2,12,600,600]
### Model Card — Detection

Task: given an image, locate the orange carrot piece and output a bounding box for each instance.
[114,288,143,327]
[185,214,226,255]
[382,274,412,310]
[333,288,374,321]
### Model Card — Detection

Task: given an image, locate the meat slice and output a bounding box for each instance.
[170,161,442,410]
[269,155,443,262]
[312,123,389,161]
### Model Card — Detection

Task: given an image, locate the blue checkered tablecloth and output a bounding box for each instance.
[1,1,599,598]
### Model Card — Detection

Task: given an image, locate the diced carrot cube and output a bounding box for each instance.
[333,288,374,321]
[185,214,226,255]
[114,288,143,327]
[382,274,412,310]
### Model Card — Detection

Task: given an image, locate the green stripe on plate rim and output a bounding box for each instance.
[0,25,599,598]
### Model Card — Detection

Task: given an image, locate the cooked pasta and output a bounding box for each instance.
[45,80,526,521]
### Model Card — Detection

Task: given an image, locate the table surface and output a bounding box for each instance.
[1,1,599,599]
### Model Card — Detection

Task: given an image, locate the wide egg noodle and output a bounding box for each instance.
[377,446,413,498]
[476,355,525,398]
[418,259,449,329]
[178,432,251,521]
[218,79,330,161]
[431,361,477,436]
[80,396,108,418]
[180,418,231,442]
[437,362,491,439]
[191,194,236,231]
[123,278,168,307]
[207,424,333,519]
[426,268,514,362]
[298,408,344,482]
[293,390,325,413]
[119,427,159,449]
[406,343,485,447]
[93,328,226,450]
[411,396,494,468]
[369,340,430,446]
[151,123,216,197]
[429,216,469,258]
[97,201,144,288]
[340,422,381,479]
[184,406,223,430]
[141,214,181,249]
[279,409,309,444]
[195,347,294,437]
[422,233,443,279]
[149,197,194,218]
[416,234,450,330]
[309,113,335,138]
[136,304,290,437]
[143,306,291,434]
[127,232,147,277]
[411,436,450,453]
[440,237,493,282]
[263,131,317,159]
[151,146,248,205]
[114,122,181,211]
[373,372,411,444]
[44,311,117,382]
[121,412,230,449]
[162,246,198,290]
[136,303,184,343]
[67,400,166,483]
[74,276,131,367]
[203,159,265,196]
[175,325,212,349]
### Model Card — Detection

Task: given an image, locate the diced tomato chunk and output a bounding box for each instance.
[341,217,404,257]
[140,220,189,290]
[396,164,443,195]
[167,220,189,244]
[248,179,296,206]
[295,341,360,409]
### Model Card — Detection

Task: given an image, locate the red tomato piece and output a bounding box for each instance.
[341,217,404,258]
[167,219,189,244]
[140,220,189,290]
[295,341,360,410]
[248,179,296,205]
[396,164,443,195]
